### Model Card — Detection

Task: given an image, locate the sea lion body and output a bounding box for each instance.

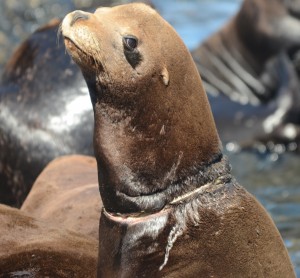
[0,20,93,207]
[62,3,295,277]
[192,0,300,149]
[0,155,101,277]
[62,4,221,214]
[21,155,101,240]
[0,0,153,207]
[2,0,300,208]
[99,178,293,277]
[0,204,98,277]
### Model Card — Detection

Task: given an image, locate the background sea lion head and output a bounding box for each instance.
[62,3,221,214]
[236,0,300,59]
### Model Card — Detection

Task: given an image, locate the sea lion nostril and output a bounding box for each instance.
[70,11,89,26]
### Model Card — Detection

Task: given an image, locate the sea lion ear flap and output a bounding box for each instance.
[160,67,169,86]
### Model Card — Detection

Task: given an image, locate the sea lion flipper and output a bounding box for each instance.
[262,52,300,138]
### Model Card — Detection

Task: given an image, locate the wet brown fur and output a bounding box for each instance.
[62,3,297,277]
[62,3,221,214]
[21,155,101,240]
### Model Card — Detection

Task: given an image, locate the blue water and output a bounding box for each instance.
[154,0,242,49]
[153,0,300,276]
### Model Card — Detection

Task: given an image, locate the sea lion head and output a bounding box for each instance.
[62,4,169,97]
[62,3,221,214]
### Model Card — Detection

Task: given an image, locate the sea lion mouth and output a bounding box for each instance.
[63,37,77,50]
[63,36,98,69]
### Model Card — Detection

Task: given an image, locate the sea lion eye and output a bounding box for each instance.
[123,35,142,68]
[123,36,138,51]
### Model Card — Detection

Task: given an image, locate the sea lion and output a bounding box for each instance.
[0,155,101,276]
[0,0,153,208]
[0,204,98,277]
[192,0,300,150]
[62,3,295,277]
[21,155,101,239]
[0,19,94,207]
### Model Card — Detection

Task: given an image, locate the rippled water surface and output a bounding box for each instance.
[0,0,299,276]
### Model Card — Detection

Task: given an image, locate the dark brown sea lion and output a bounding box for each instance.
[192,0,300,150]
[0,19,94,207]
[62,3,296,277]
[0,0,153,208]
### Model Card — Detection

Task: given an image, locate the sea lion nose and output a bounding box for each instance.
[70,10,89,26]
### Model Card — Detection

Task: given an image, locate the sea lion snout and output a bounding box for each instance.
[70,11,89,26]
[62,10,90,27]
[61,10,104,75]
[61,10,94,48]
[62,10,89,33]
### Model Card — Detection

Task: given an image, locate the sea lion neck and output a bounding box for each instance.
[62,3,221,214]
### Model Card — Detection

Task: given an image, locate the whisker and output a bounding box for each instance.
[56,22,63,47]
[92,36,106,75]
